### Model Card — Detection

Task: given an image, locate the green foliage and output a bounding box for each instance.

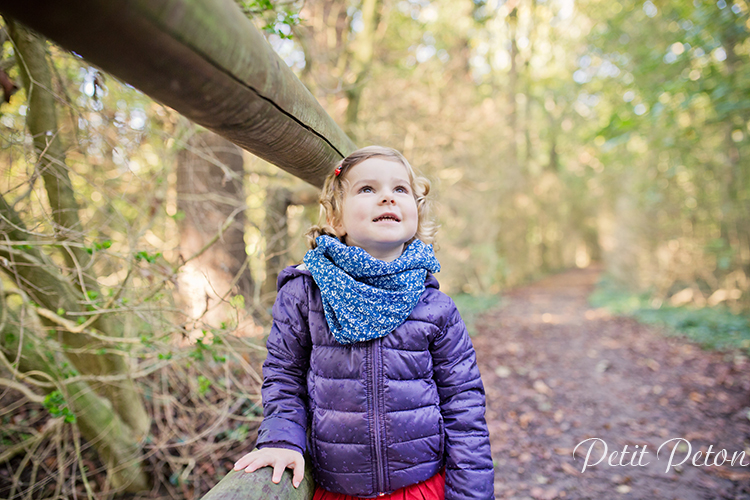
[59,361,79,379]
[453,294,503,337]
[226,423,250,441]
[245,401,263,417]
[230,294,245,309]
[84,239,112,254]
[134,250,162,263]
[577,0,750,305]
[170,210,186,221]
[197,375,211,395]
[589,278,652,314]
[43,390,76,423]
[236,0,301,39]
[590,278,750,353]
[187,334,227,363]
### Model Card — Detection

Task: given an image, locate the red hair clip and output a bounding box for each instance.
[334,166,342,176]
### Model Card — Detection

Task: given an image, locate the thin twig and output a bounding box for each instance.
[0,419,62,464]
[35,306,143,342]
[72,423,96,500]
[0,377,45,403]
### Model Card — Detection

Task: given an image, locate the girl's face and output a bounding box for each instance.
[333,157,419,262]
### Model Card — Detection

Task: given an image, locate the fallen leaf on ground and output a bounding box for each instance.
[560,461,580,476]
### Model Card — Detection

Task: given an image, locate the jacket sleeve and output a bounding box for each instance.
[255,276,312,455]
[431,303,495,500]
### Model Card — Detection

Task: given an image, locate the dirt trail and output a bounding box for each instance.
[472,266,750,500]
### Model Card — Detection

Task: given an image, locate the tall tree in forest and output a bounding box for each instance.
[0,21,149,491]
[344,0,382,138]
[176,130,255,332]
[506,0,521,179]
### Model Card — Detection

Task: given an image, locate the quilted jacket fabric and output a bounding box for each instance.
[256,265,494,499]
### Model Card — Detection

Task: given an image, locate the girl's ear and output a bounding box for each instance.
[330,217,346,238]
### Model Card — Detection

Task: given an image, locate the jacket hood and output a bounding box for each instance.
[277,264,439,291]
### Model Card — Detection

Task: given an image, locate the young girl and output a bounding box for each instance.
[234,146,494,499]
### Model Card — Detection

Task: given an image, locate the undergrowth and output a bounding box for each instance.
[453,294,503,337]
[0,335,266,500]
[589,278,750,353]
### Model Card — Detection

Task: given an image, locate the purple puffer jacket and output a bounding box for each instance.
[256,265,494,499]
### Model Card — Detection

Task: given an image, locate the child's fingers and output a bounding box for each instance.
[291,455,305,488]
[271,461,286,484]
[233,453,255,471]
[234,448,303,487]
[234,452,266,472]
[240,459,263,473]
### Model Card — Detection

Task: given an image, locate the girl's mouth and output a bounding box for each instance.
[373,213,401,222]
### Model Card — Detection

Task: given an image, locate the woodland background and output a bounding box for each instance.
[0,0,749,497]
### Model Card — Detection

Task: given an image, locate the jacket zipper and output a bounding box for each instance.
[370,338,386,495]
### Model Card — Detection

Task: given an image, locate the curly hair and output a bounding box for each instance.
[305,146,438,250]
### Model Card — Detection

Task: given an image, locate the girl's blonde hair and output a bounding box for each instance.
[306,146,437,249]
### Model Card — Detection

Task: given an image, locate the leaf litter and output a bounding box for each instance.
[473,266,750,500]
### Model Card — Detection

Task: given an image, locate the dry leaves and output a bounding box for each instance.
[473,267,750,499]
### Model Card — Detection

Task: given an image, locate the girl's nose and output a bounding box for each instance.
[381,195,395,204]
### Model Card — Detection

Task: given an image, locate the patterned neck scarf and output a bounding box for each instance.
[303,235,441,345]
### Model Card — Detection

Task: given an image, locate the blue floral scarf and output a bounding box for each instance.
[303,235,441,345]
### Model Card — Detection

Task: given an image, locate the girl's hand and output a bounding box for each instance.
[233,447,305,488]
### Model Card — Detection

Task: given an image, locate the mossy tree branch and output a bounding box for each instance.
[0,297,150,492]
[3,21,150,439]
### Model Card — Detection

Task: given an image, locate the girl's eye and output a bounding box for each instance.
[395,186,410,194]
[358,186,374,194]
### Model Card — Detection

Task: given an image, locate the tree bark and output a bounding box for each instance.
[201,466,314,500]
[7,21,95,295]
[261,186,319,304]
[176,130,254,330]
[0,0,357,188]
[343,0,380,140]
[262,186,292,304]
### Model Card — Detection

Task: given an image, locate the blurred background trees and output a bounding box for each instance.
[0,0,748,497]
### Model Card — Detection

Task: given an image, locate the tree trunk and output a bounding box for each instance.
[176,130,254,332]
[261,186,319,304]
[719,33,750,290]
[6,21,150,438]
[506,5,520,180]
[343,0,380,140]
[523,0,537,168]
[262,187,292,304]
[0,0,357,188]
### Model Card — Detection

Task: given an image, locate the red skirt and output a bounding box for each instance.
[313,470,445,500]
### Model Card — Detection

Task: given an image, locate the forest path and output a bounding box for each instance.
[471,266,750,500]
